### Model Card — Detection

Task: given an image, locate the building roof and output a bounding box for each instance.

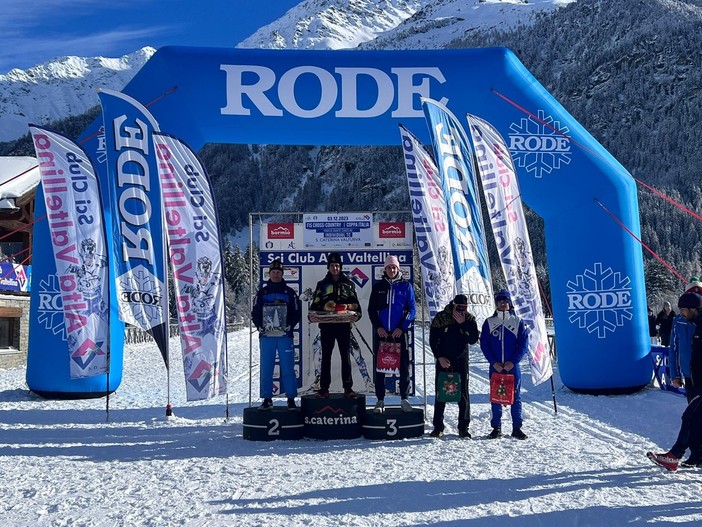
[0,157,40,211]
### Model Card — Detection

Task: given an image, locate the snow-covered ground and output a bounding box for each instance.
[1,329,699,526]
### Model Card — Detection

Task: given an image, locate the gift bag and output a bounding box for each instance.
[262,303,287,336]
[489,372,515,405]
[436,371,461,403]
[376,340,401,374]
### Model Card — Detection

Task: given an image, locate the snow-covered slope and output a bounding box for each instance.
[362,0,576,50]
[0,47,155,142]
[0,330,699,526]
[237,0,425,50]
[238,0,574,50]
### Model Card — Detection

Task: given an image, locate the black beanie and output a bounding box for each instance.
[269,259,284,272]
[327,252,342,267]
[453,294,468,305]
[678,292,702,309]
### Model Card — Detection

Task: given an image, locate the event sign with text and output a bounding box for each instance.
[259,219,414,396]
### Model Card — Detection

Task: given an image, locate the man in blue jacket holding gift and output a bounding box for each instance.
[252,258,301,411]
[481,289,530,440]
[367,255,417,414]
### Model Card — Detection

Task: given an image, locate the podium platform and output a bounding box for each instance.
[301,393,366,439]
[242,406,305,441]
[362,406,425,440]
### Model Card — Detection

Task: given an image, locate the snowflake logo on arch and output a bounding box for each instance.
[566,263,633,338]
[36,274,67,339]
[508,110,572,179]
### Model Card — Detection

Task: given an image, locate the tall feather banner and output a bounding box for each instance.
[29,125,110,378]
[422,98,494,324]
[153,132,228,400]
[98,89,169,368]
[466,113,553,385]
[399,124,455,319]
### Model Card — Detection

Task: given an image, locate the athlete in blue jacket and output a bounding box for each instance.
[367,255,416,413]
[648,292,702,471]
[481,289,530,440]
[251,259,301,411]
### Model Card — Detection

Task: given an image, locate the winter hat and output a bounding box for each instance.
[327,252,343,267]
[678,292,702,309]
[686,280,702,293]
[269,259,284,272]
[384,255,400,268]
[453,294,468,305]
[495,289,513,307]
[663,301,672,308]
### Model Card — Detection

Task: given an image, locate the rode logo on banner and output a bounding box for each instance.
[566,262,633,339]
[221,65,448,118]
[379,222,405,238]
[268,223,294,239]
[508,110,572,179]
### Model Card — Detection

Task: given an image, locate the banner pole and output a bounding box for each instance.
[249,214,254,408]
[105,347,111,423]
[419,270,428,416]
[550,375,558,415]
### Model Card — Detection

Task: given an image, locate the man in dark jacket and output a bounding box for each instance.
[251,258,301,410]
[481,289,530,440]
[367,254,417,413]
[429,294,480,438]
[648,291,702,471]
[656,301,676,346]
[309,252,362,398]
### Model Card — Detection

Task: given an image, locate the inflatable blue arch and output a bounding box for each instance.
[27,47,650,396]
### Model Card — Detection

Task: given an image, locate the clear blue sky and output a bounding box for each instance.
[0,0,302,74]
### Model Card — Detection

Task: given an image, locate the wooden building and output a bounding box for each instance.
[0,157,39,368]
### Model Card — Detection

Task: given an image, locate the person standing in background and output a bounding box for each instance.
[648,292,702,470]
[656,301,676,346]
[648,306,659,345]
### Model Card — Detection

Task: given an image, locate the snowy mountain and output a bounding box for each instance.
[0,0,572,143]
[239,0,574,50]
[0,47,155,142]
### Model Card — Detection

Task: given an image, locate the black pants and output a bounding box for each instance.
[433,362,470,432]
[671,394,702,459]
[672,377,702,460]
[372,334,410,400]
[319,324,353,392]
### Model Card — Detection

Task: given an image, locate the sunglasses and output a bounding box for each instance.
[455,304,467,312]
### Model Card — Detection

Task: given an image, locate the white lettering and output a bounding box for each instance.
[221,64,448,119]
[220,65,283,116]
[280,66,336,118]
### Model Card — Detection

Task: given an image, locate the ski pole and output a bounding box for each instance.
[353,323,374,355]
